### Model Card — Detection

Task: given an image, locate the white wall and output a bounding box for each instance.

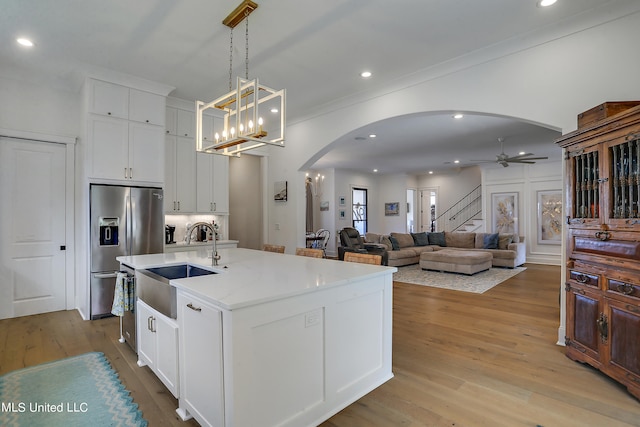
[0,76,80,137]
[229,154,263,250]
[483,160,563,265]
[266,11,640,255]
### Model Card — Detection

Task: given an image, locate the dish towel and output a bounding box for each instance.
[111,272,132,317]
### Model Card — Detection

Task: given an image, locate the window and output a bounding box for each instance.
[352,187,368,235]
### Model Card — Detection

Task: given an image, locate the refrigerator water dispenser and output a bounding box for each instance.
[99,217,120,246]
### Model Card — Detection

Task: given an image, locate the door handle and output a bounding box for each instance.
[94,272,119,279]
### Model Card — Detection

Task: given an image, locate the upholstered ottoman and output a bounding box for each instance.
[420,249,492,275]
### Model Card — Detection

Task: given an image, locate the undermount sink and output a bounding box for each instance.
[145,263,217,280]
[137,263,217,318]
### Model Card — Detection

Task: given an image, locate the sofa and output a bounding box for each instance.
[364,231,526,268]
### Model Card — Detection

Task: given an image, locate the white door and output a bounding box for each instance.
[0,138,67,319]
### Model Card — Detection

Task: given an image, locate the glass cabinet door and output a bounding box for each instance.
[606,133,640,225]
[568,145,602,227]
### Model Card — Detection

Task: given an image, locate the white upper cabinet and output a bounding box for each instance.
[129,89,166,126]
[176,109,195,138]
[196,152,229,214]
[165,107,178,135]
[86,78,167,184]
[89,80,129,119]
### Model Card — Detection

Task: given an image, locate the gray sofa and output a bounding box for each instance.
[364,231,526,268]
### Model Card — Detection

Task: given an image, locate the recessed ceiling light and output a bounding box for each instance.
[519,151,526,155]
[452,113,464,119]
[360,71,372,78]
[537,0,557,7]
[454,160,460,164]
[270,108,279,113]
[373,168,378,173]
[428,171,433,175]
[17,38,34,47]
[369,134,377,138]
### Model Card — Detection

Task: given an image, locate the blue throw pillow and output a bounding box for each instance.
[411,232,430,246]
[483,233,499,249]
[389,236,400,250]
[428,232,446,247]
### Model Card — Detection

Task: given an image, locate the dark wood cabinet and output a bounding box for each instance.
[557,103,640,400]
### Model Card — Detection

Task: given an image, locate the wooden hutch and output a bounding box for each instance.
[556,102,640,400]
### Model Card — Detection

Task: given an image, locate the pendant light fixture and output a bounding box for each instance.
[196,0,286,156]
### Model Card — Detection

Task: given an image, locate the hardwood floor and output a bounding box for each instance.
[1,263,639,426]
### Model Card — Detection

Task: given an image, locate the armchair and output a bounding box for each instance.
[338,227,388,265]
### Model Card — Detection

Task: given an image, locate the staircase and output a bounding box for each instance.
[457,218,484,232]
[432,185,483,232]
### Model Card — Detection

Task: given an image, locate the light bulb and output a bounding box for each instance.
[239,123,244,133]
[215,132,220,142]
[248,120,254,131]
[230,127,236,137]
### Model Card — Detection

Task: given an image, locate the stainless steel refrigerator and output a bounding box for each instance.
[90,184,163,348]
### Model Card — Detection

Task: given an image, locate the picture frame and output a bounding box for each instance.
[274,181,287,202]
[491,192,518,235]
[537,190,562,245]
[385,202,400,216]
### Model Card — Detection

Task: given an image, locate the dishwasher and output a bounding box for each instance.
[119,264,137,352]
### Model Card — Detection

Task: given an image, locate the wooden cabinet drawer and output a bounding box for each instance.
[606,270,640,301]
[569,269,600,288]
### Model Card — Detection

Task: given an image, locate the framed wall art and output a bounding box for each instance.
[491,192,518,235]
[537,190,562,245]
[274,181,287,202]
[385,202,400,216]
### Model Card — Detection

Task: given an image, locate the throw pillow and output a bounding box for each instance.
[498,234,513,250]
[483,233,499,249]
[411,232,430,246]
[389,236,400,250]
[380,235,393,251]
[428,231,446,247]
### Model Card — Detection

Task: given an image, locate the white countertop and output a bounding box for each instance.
[165,239,239,248]
[117,248,396,310]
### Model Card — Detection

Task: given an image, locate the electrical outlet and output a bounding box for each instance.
[275,223,280,230]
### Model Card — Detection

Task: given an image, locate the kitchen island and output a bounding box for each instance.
[117,248,395,427]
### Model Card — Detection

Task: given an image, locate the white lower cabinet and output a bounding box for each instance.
[137,300,179,398]
[176,291,224,427]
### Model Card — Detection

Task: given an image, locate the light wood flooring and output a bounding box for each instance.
[1,263,639,426]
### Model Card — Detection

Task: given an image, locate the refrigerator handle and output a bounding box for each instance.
[126,194,132,256]
[94,272,119,279]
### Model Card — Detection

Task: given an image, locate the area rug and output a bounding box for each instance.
[393,264,526,294]
[0,352,147,427]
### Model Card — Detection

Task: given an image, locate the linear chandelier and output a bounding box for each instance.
[196,0,286,156]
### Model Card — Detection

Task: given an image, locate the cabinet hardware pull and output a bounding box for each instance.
[108,112,112,115]
[617,283,634,295]
[173,201,176,210]
[594,231,610,241]
[124,168,128,179]
[177,201,180,211]
[146,119,149,123]
[129,168,132,179]
[210,202,213,211]
[626,304,640,314]
[187,303,202,312]
[575,273,588,284]
[214,202,216,211]
[148,316,153,331]
[596,312,608,343]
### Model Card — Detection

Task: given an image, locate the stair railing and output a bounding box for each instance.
[432,185,482,232]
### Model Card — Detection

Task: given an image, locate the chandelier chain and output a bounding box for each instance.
[245,10,249,79]
[228,27,233,91]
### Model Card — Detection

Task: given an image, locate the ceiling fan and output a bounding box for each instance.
[473,137,548,167]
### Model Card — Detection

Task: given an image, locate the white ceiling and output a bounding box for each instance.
[2,0,634,174]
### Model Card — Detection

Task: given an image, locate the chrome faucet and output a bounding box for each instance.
[185,222,220,266]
